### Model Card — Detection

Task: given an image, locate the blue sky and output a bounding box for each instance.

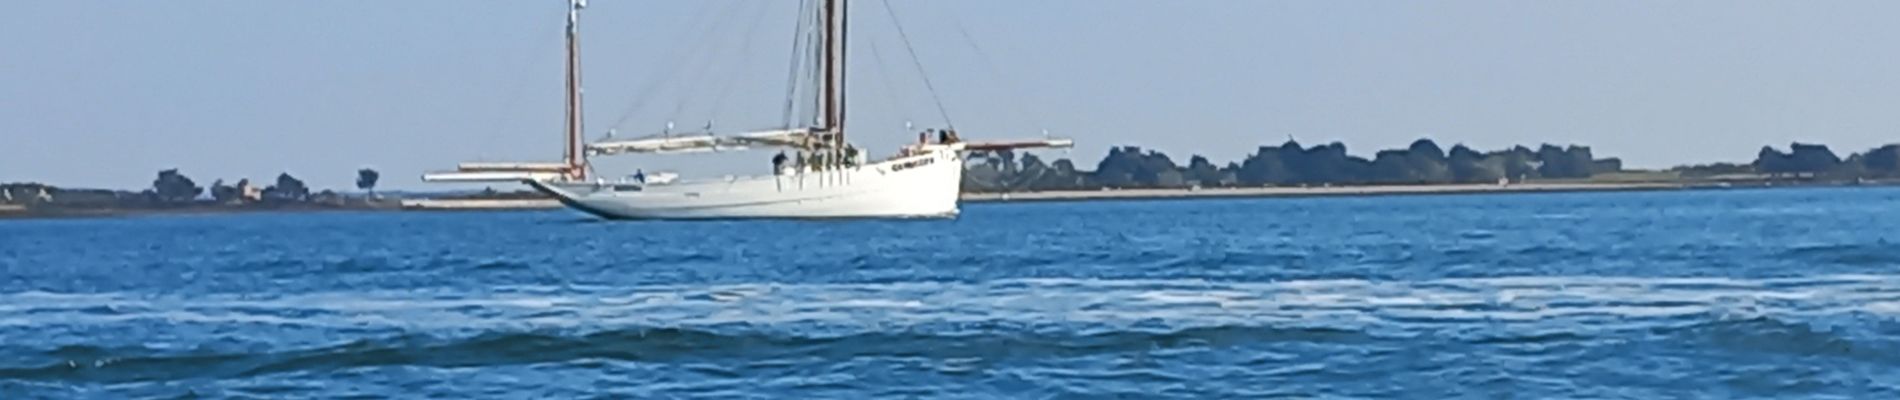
[4,1,1898,190]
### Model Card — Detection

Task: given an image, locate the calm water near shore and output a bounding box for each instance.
[2,187,1898,398]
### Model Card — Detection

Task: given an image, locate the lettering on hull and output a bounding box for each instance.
[891,157,936,172]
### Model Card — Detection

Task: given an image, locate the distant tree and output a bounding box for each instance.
[1038,158,1087,190]
[1217,169,1239,186]
[999,138,1629,191]
[1535,145,1596,179]
[1672,162,1755,177]
[1051,159,1077,174]
[263,173,310,202]
[1093,147,1153,188]
[1756,143,1842,175]
[1186,155,1222,187]
[1755,146,1790,175]
[1833,154,1869,179]
[1369,150,1417,183]
[1447,144,1503,183]
[235,178,253,202]
[1591,158,1624,174]
[1864,145,1900,175]
[1017,153,1048,179]
[1010,153,1057,191]
[1413,138,1445,157]
[995,150,1019,175]
[982,153,1009,172]
[1402,139,1452,183]
[151,169,203,203]
[356,168,380,196]
[312,189,344,206]
[1298,142,1359,184]
[1786,143,1842,174]
[1237,143,1293,186]
[210,179,241,203]
[1134,150,1185,187]
[961,155,1006,192]
[1491,146,1541,181]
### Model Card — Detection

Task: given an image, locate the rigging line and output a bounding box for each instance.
[803,9,825,129]
[878,0,955,128]
[606,1,725,133]
[607,0,737,132]
[780,0,814,128]
[938,1,1044,130]
[706,2,776,129]
[483,21,568,157]
[665,0,752,129]
[867,42,911,124]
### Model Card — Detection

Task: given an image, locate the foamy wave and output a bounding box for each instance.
[5,275,1900,334]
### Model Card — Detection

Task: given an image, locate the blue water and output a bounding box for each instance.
[3,187,1900,398]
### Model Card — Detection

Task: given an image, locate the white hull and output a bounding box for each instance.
[527,149,963,220]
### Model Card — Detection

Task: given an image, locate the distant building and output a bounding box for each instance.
[239,181,262,202]
[0,184,47,204]
[2,184,55,204]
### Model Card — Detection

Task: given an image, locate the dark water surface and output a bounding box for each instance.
[3,187,1899,398]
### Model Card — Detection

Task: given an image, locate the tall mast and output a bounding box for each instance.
[564,0,588,180]
[820,0,846,144]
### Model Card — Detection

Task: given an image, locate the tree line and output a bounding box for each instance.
[965,139,1618,191]
[966,139,1900,192]
[3,169,382,208]
[149,168,381,204]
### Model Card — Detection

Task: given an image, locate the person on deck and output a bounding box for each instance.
[772,151,788,174]
[633,169,646,184]
[920,130,933,146]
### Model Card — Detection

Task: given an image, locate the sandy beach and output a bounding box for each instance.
[960,182,1689,203]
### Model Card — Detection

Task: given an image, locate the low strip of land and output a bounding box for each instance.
[960,182,1690,203]
[7,181,1889,219]
[392,182,1691,211]
[398,199,561,210]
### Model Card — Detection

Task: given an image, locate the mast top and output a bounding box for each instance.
[569,0,586,28]
[564,0,588,180]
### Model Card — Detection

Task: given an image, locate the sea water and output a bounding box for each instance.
[2,187,1898,398]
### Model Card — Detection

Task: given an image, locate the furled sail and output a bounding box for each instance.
[585,128,843,156]
[587,134,726,156]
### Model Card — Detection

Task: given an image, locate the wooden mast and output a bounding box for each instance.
[820,0,847,166]
[564,0,588,181]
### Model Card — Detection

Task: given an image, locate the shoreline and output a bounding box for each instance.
[3,181,1887,220]
[397,198,561,211]
[959,182,1693,203]
[0,204,401,220]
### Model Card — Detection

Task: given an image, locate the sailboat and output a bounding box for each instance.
[424,0,1070,219]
